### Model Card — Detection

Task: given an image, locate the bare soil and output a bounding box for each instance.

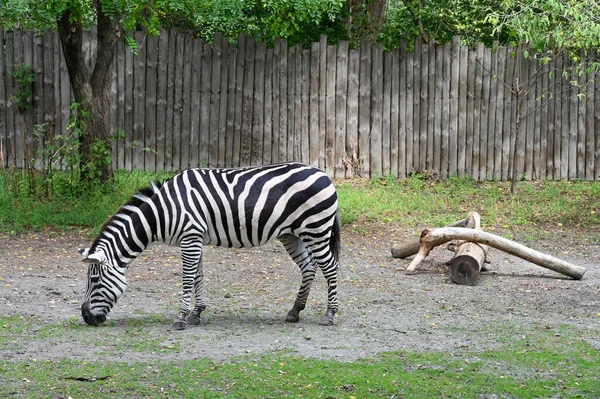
[1,223,599,363]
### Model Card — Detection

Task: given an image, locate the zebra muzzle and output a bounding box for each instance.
[81,301,107,326]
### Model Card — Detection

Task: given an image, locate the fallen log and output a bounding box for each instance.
[449,212,488,285]
[391,217,469,259]
[406,227,586,280]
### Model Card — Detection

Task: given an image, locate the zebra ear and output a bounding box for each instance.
[82,251,106,264]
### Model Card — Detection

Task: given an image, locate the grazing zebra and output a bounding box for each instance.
[80,162,340,330]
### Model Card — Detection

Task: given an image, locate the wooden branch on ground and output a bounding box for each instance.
[448,212,488,285]
[406,227,586,280]
[390,217,469,259]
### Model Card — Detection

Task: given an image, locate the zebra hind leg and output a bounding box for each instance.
[280,235,317,324]
[305,237,339,326]
[187,257,206,325]
[173,237,204,330]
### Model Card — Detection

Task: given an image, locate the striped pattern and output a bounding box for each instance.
[81,162,341,329]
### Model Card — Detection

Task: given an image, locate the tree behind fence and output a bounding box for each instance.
[1,27,599,181]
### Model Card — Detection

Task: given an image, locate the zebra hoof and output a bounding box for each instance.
[320,311,335,326]
[285,309,300,323]
[187,313,202,325]
[172,319,187,330]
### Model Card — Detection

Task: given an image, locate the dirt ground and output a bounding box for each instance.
[1,222,599,363]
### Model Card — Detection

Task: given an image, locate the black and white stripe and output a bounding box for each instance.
[81,162,340,329]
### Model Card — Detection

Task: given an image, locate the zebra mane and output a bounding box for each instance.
[89,181,163,252]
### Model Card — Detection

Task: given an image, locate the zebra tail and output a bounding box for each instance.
[331,212,341,266]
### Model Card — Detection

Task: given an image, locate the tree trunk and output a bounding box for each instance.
[57,4,120,183]
[346,0,387,44]
[448,212,488,285]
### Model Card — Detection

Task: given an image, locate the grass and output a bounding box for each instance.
[1,313,598,398]
[1,171,599,235]
[336,175,600,231]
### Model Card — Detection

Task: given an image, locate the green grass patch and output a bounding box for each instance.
[336,176,600,230]
[1,325,598,398]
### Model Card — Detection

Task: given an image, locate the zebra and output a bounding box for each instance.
[80,162,341,330]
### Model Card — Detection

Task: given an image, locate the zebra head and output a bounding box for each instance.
[80,248,128,326]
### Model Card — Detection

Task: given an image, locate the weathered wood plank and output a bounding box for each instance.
[390,49,400,178]
[301,49,310,165]
[358,40,371,177]
[457,43,468,177]
[179,34,192,169]
[240,36,255,166]
[418,40,427,173]
[533,55,544,180]
[398,42,408,178]
[200,40,213,168]
[493,46,506,181]
[188,37,202,169]
[412,40,421,173]
[346,48,360,177]
[132,32,147,170]
[225,44,237,167]
[382,51,392,177]
[144,35,158,172]
[277,39,288,164]
[232,35,245,167]
[560,55,570,180]
[14,30,26,167]
[585,60,595,180]
[487,46,498,180]
[325,44,336,175]
[250,42,267,165]
[262,45,272,165]
[292,45,301,162]
[4,31,16,167]
[0,27,6,168]
[309,42,320,168]
[31,32,43,167]
[545,58,556,180]
[335,41,348,178]
[568,61,578,180]
[271,39,281,164]
[155,29,169,171]
[468,46,478,179]
[370,44,383,178]
[287,45,297,162]
[405,45,414,175]
[525,52,536,180]
[218,36,230,168]
[440,42,450,179]
[449,37,460,177]
[595,74,600,180]
[433,45,443,176]
[479,44,491,180]
[426,42,435,173]
[252,41,265,166]
[554,56,564,180]
[319,35,327,170]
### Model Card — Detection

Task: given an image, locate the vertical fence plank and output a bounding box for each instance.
[287,45,297,163]
[534,57,545,180]
[449,37,460,177]
[309,42,320,168]
[144,35,158,172]
[585,62,595,180]
[180,34,192,169]
[13,30,25,167]
[457,43,468,177]
[575,57,586,180]
[468,46,478,179]
[433,46,442,176]
[188,37,202,169]
[252,41,265,166]
[132,32,148,170]
[390,49,400,178]
[335,41,348,178]
[398,42,407,178]
[525,53,536,180]
[493,46,506,181]
[479,44,491,180]
[210,36,223,168]
[426,43,435,173]
[5,30,16,167]
[382,51,392,177]
[412,40,421,173]
[225,43,237,167]
[595,75,600,180]
[155,29,169,172]
[554,56,564,180]
[405,46,414,175]
[240,37,255,166]
[271,39,281,164]
[487,46,498,180]
[418,41,428,173]
[440,42,450,179]
[318,35,327,170]
[325,44,336,175]
[277,39,288,164]
[218,36,230,167]
[199,41,212,168]
[370,44,383,178]
[233,35,246,168]
[32,32,44,166]
[301,49,310,165]
[293,47,302,162]
[545,58,556,180]
[0,27,6,168]
[346,49,360,177]
[358,40,371,177]
[262,45,272,166]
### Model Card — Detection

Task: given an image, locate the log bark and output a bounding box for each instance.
[406,227,586,280]
[449,212,488,285]
[391,217,468,258]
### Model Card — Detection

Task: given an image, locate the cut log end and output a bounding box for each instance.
[450,255,481,286]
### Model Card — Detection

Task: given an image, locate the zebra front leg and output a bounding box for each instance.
[318,257,339,326]
[187,255,206,325]
[174,238,204,330]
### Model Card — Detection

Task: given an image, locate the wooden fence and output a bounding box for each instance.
[1,26,599,180]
